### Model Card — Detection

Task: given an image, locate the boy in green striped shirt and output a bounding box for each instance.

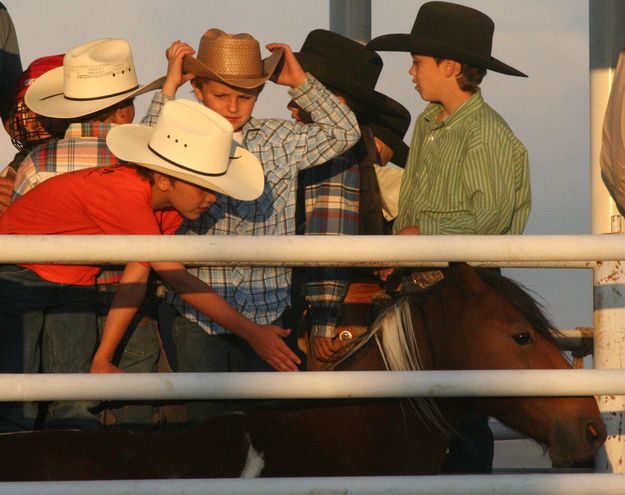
[368,1,531,474]
[369,1,530,238]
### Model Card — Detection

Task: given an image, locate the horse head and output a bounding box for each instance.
[425,263,606,467]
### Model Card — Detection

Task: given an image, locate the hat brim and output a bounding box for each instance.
[294,51,402,117]
[368,122,409,167]
[106,124,264,201]
[182,47,284,89]
[368,34,527,77]
[24,66,167,119]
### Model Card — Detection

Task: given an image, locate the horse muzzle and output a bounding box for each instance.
[549,416,607,467]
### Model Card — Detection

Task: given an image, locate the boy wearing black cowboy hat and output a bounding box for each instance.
[287,29,411,361]
[368,1,531,242]
[368,1,531,473]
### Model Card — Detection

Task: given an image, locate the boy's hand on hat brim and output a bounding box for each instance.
[163,41,196,98]
[266,43,307,89]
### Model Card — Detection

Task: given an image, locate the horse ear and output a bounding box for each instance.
[448,262,487,297]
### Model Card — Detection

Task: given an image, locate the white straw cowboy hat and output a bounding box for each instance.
[25,38,166,119]
[183,28,284,89]
[106,99,264,201]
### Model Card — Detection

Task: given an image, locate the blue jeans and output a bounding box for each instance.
[0,265,99,431]
[96,284,160,427]
[158,302,302,423]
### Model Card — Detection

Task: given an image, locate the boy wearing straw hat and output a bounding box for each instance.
[143,29,359,417]
[368,1,531,473]
[0,98,299,432]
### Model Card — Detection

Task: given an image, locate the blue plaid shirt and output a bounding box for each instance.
[143,75,360,334]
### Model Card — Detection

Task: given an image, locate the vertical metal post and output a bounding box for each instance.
[590,0,625,473]
[329,0,371,43]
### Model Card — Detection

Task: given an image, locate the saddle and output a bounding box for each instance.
[298,270,445,371]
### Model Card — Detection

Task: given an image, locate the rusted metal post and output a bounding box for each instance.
[590,0,625,473]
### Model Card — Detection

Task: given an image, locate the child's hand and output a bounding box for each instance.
[312,336,336,361]
[90,359,124,374]
[265,43,307,89]
[248,324,301,372]
[162,40,196,98]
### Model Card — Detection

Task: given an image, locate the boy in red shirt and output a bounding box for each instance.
[0,98,299,431]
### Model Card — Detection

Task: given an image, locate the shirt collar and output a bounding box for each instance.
[423,90,484,130]
[64,121,115,139]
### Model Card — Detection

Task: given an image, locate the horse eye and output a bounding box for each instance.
[512,332,533,345]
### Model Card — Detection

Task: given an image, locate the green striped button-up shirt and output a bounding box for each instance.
[394,91,530,235]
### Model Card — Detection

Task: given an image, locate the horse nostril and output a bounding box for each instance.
[586,421,606,447]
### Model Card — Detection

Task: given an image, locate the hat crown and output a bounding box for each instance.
[149,99,233,176]
[63,38,139,100]
[299,29,382,91]
[196,29,264,79]
[411,1,494,59]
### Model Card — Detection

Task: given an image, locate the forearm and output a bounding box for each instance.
[304,270,351,338]
[155,262,258,340]
[289,75,360,168]
[92,264,148,365]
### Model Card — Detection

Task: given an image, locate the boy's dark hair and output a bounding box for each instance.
[435,58,486,93]
[124,163,155,185]
[76,97,135,124]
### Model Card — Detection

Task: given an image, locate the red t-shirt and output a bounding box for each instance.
[0,165,183,285]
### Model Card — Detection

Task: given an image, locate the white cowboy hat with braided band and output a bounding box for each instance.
[25,38,165,119]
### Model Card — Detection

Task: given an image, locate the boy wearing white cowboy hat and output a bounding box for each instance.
[0,98,298,431]
[8,38,168,427]
[141,28,359,415]
[368,1,532,473]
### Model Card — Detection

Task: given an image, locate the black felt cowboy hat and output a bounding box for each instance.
[368,1,527,77]
[294,29,401,117]
[365,95,411,167]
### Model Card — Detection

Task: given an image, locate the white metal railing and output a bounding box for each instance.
[3,474,625,495]
[0,234,622,266]
[0,369,623,401]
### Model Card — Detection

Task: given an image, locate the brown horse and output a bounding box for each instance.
[0,263,606,480]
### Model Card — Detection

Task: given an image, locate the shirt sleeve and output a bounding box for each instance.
[284,74,361,171]
[141,91,174,127]
[11,153,38,200]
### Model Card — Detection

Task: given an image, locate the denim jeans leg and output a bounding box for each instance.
[95,285,160,427]
[0,266,49,431]
[41,283,100,429]
[170,313,235,422]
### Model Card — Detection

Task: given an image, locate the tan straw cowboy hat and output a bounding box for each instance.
[183,28,284,89]
[106,99,264,201]
[25,38,165,119]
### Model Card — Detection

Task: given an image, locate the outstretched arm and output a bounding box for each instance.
[91,262,149,373]
[153,261,301,372]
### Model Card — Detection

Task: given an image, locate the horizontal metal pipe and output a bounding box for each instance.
[0,370,623,402]
[0,234,620,265]
[2,474,625,495]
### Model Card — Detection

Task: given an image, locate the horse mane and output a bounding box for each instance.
[475,268,561,346]
[369,267,564,433]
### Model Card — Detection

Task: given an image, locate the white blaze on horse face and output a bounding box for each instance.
[240,436,264,478]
